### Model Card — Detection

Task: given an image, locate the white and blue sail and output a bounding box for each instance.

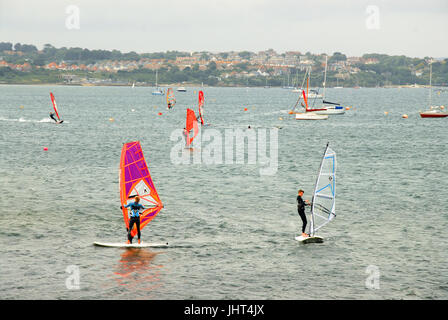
[309,143,337,237]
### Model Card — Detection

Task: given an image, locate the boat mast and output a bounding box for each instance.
[308,67,311,98]
[323,55,328,100]
[429,61,432,107]
[291,68,310,112]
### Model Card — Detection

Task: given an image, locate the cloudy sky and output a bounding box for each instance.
[1,0,447,57]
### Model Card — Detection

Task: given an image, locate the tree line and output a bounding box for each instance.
[1,42,447,87]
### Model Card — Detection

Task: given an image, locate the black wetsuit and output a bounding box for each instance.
[297,195,307,233]
[128,216,141,243]
[50,113,57,122]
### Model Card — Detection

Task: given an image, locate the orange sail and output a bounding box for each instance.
[119,141,163,237]
[186,108,199,146]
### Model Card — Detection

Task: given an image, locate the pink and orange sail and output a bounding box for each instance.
[50,92,61,121]
[185,108,199,147]
[166,88,176,109]
[198,90,205,125]
[119,141,163,237]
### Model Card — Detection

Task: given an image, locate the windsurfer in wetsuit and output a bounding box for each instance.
[49,112,57,123]
[182,127,189,145]
[297,189,311,237]
[122,196,145,244]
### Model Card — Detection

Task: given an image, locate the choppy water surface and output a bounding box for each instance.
[0,85,447,299]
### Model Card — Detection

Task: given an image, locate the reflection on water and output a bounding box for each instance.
[113,249,164,293]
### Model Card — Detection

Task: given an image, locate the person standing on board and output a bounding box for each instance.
[182,127,189,146]
[297,189,311,237]
[49,111,57,123]
[122,196,145,244]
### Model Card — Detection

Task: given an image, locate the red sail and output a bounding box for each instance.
[302,90,309,111]
[303,89,326,113]
[50,92,61,120]
[186,108,199,146]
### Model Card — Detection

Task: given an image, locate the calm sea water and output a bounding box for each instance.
[0,84,447,300]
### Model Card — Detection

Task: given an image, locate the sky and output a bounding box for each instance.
[1,0,447,58]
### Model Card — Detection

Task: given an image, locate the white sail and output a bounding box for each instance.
[309,143,336,236]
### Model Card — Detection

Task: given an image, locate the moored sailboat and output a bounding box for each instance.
[420,62,448,118]
[295,90,328,120]
[152,70,164,95]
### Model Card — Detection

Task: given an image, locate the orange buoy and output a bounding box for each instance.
[244,108,248,111]
[384,111,389,115]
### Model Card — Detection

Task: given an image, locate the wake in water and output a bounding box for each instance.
[260,109,290,116]
[0,117,68,123]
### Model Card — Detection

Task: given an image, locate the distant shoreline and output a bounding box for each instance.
[0,82,445,89]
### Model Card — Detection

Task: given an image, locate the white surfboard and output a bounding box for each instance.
[93,241,169,248]
[295,235,324,244]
